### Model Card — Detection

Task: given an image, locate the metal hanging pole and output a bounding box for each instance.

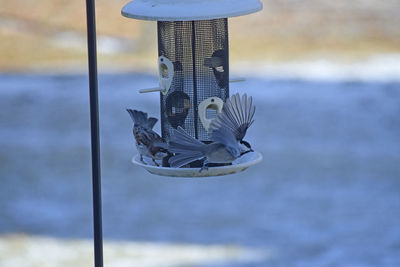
[85,0,104,266]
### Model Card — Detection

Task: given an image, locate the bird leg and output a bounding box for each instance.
[199,160,209,173]
[140,155,145,164]
[152,157,160,167]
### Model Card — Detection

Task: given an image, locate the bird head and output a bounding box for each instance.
[240,140,253,152]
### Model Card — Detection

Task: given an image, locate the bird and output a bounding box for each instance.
[127,109,168,166]
[168,125,241,172]
[204,50,228,88]
[167,93,256,171]
[209,93,255,151]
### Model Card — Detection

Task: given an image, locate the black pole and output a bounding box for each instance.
[191,21,198,139]
[85,0,103,266]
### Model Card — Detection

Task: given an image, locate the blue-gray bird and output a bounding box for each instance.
[168,125,241,172]
[168,93,255,171]
[127,109,167,166]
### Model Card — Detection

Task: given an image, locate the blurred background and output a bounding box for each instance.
[0,0,399,266]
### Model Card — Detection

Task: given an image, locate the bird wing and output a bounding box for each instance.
[210,93,255,141]
[210,122,238,149]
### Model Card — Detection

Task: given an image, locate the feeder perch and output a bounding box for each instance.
[122,0,263,177]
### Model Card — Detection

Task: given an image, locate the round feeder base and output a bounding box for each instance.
[132,151,262,178]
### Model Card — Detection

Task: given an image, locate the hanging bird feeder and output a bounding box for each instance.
[122,0,263,177]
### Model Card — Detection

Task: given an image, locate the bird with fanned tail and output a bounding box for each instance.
[127,109,168,166]
[168,93,255,172]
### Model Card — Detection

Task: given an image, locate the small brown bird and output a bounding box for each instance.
[127,109,167,166]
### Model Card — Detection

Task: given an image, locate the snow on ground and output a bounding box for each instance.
[0,235,268,267]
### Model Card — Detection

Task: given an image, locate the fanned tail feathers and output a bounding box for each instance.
[127,109,158,130]
[168,127,205,168]
[168,152,204,168]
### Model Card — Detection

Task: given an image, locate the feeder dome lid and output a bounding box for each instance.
[122,0,263,21]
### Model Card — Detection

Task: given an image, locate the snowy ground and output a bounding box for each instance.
[0,235,268,267]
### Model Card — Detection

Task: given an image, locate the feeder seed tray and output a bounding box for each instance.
[132,151,262,177]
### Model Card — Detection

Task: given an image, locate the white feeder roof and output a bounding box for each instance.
[122,0,263,21]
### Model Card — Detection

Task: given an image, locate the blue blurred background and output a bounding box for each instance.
[1,0,400,266]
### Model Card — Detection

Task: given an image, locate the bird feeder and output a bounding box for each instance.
[122,0,263,177]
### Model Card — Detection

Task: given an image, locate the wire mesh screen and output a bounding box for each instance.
[158,19,229,143]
